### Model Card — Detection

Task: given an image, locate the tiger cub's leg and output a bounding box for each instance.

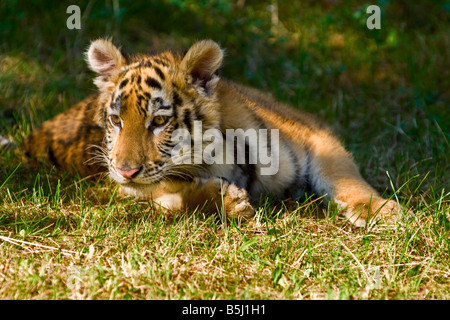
[150,178,255,222]
[307,131,402,227]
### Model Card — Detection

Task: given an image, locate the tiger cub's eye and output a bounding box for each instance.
[152,115,168,127]
[110,115,122,127]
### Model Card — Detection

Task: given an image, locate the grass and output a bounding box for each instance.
[0,0,449,300]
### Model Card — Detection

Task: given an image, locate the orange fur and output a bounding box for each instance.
[19,39,402,226]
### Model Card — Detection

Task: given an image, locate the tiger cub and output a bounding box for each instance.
[16,39,402,226]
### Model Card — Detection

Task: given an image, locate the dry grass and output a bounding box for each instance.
[0,175,448,299]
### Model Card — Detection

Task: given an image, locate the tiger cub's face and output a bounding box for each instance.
[86,39,223,195]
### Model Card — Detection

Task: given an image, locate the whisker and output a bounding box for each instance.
[84,144,110,167]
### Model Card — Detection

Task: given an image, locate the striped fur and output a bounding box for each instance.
[19,39,402,226]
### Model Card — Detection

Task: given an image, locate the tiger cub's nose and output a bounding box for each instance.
[116,166,142,179]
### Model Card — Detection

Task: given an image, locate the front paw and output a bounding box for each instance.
[371,199,403,225]
[221,182,255,222]
[191,177,255,222]
[339,197,402,227]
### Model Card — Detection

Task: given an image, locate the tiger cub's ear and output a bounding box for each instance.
[179,40,224,95]
[86,39,126,90]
